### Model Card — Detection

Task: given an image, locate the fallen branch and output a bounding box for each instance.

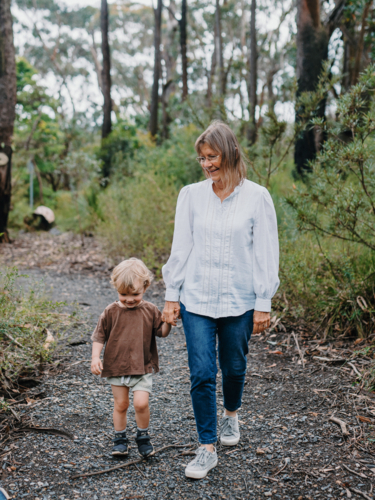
[341,463,368,479]
[71,443,191,479]
[329,416,350,437]
[349,487,373,500]
[291,331,305,369]
[15,427,74,440]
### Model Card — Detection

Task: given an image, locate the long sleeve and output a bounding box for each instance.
[253,188,280,312]
[162,186,194,302]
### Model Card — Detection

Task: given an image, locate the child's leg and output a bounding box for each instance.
[111,385,130,431]
[133,390,150,429]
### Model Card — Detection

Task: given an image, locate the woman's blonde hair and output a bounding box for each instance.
[111,258,153,293]
[195,120,248,192]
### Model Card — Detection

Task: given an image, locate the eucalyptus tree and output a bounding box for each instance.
[0,0,16,242]
[247,0,257,144]
[294,0,374,175]
[101,0,112,141]
[149,0,162,138]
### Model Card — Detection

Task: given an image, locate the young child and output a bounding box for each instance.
[91,258,171,457]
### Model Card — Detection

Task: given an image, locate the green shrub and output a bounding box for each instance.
[283,66,375,337]
[0,268,77,390]
[96,171,178,273]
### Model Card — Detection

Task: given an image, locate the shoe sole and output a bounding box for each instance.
[220,435,240,446]
[185,459,218,479]
[138,449,155,458]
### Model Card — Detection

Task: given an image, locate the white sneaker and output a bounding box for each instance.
[220,414,240,446]
[185,447,218,479]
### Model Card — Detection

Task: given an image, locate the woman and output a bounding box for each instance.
[162,121,279,479]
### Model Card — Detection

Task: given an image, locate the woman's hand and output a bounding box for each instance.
[91,356,103,375]
[253,311,271,334]
[162,301,181,326]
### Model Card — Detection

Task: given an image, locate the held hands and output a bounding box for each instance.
[91,357,103,375]
[162,301,181,326]
[253,311,271,334]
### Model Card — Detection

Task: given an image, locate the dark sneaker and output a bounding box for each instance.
[185,447,218,479]
[135,430,154,457]
[112,432,129,456]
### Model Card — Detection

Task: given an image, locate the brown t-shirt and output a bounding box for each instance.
[91,300,164,377]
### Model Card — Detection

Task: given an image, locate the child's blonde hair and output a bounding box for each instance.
[111,258,153,294]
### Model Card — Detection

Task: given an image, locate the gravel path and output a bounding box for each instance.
[2,269,375,500]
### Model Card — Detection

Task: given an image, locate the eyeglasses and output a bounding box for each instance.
[196,155,221,165]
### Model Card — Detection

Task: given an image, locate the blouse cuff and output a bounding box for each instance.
[165,288,180,302]
[254,297,271,312]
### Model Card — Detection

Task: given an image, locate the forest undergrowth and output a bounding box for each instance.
[0,268,83,399]
[6,67,375,387]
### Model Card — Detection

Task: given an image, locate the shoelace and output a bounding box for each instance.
[221,417,237,437]
[194,448,211,465]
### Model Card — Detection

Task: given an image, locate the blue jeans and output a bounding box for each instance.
[180,303,254,444]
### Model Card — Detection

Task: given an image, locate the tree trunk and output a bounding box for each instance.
[247,0,257,145]
[101,0,112,141]
[149,0,162,138]
[215,0,225,96]
[351,0,372,86]
[294,0,328,175]
[90,29,103,93]
[0,0,16,243]
[180,0,188,101]
[206,45,216,108]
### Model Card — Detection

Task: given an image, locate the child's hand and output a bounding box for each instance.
[91,356,103,375]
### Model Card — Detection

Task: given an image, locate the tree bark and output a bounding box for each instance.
[294,0,328,175]
[351,0,372,86]
[101,0,112,141]
[0,0,16,243]
[149,0,162,138]
[247,0,257,145]
[90,29,103,93]
[215,0,225,96]
[180,0,188,101]
[206,45,217,108]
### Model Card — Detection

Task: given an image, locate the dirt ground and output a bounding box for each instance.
[1,234,375,500]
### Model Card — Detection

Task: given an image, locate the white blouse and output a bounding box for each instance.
[162,178,280,318]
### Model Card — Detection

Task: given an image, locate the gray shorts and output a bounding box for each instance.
[106,373,152,393]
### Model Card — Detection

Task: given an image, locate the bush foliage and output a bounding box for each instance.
[0,268,77,391]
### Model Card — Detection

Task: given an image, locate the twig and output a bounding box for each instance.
[291,331,305,369]
[273,459,289,476]
[9,408,20,421]
[348,362,362,378]
[329,416,350,437]
[71,444,191,479]
[134,464,146,478]
[341,463,368,479]
[2,332,31,351]
[349,487,373,500]
[15,426,74,440]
